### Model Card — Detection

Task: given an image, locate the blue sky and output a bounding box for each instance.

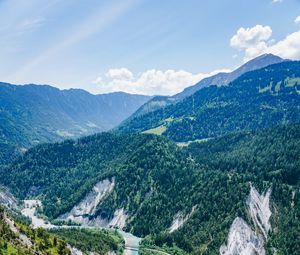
[1,0,300,95]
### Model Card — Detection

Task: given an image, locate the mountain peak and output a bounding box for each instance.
[173,54,285,100]
[238,53,284,71]
[253,53,283,61]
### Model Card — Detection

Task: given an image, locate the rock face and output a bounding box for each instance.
[220,185,272,255]
[220,217,265,255]
[4,212,33,248]
[22,200,54,229]
[0,187,18,209]
[66,178,115,217]
[247,185,272,238]
[61,178,128,229]
[108,208,128,229]
[67,245,84,255]
[169,206,196,233]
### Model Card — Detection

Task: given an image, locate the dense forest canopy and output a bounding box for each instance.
[118,61,300,142]
[1,124,299,254]
[0,83,150,166]
[0,60,299,255]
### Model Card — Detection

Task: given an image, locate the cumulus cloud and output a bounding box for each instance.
[106,67,133,80]
[230,24,300,61]
[230,25,272,49]
[295,15,300,25]
[269,30,300,59]
[230,25,272,61]
[93,68,231,96]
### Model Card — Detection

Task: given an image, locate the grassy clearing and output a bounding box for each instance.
[259,82,272,93]
[285,77,300,87]
[142,125,167,135]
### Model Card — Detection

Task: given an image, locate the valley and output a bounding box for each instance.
[0,56,299,255]
[1,1,300,254]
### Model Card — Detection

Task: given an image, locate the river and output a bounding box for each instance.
[21,199,141,255]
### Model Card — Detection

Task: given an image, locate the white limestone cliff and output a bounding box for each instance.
[247,185,272,238]
[65,178,115,217]
[220,217,265,255]
[0,187,18,209]
[220,185,272,255]
[169,206,196,233]
[108,208,128,229]
[60,177,128,229]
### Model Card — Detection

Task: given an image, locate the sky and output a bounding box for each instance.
[0,0,300,96]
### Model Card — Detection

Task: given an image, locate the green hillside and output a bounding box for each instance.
[0,59,299,255]
[0,83,150,165]
[1,124,299,254]
[117,61,300,142]
[0,206,71,255]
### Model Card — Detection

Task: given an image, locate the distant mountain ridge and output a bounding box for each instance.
[0,82,150,163]
[129,54,286,118]
[118,60,300,141]
[0,56,299,255]
[175,53,285,99]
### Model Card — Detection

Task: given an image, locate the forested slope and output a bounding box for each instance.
[125,54,284,120]
[0,83,150,165]
[1,124,299,254]
[118,61,300,142]
[0,206,71,255]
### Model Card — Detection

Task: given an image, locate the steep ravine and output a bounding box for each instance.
[60,177,128,229]
[0,186,18,209]
[1,181,276,255]
[220,185,272,255]
[20,178,140,255]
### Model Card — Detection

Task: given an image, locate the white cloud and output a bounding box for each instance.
[272,0,283,3]
[230,24,300,61]
[268,30,300,59]
[106,68,133,80]
[230,25,272,49]
[295,15,300,25]
[93,68,231,96]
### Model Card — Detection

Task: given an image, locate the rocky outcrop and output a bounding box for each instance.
[65,178,115,217]
[220,185,272,255]
[108,208,128,229]
[247,185,271,238]
[0,186,18,209]
[220,217,265,255]
[67,245,84,255]
[5,213,33,248]
[169,206,196,233]
[21,200,54,229]
[60,178,128,229]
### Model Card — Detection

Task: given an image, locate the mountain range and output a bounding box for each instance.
[0,54,299,255]
[129,54,285,118]
[0,83,150,164]
[118,60,300,141]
